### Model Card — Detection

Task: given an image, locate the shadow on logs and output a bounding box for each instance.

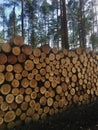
[6,99,98,130]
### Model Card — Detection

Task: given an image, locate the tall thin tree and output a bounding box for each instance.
[21,0,24,39]
[60,0,69,49]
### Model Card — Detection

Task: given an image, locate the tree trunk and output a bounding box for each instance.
[79,0,86,48]
[13,2,16,37]
[57,0,60,49]
[60,0,69,49]
[21,0,24,39]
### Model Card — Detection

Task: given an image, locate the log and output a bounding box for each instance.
[25,87,32,95]
[21,102,28,111]
[52,47,58,54]
[40,68,46,76]
[35,103,40,112]
[6,94,14,104]
[1,42,11,53]
[40,86,46,95]
[35,74,41,82]
[0,73,5,85]
[27,73,34,80]
[11,79,19,88]
[25,95,31,103]
[0,117,3,125]
[10,102,17,110]
[6,65,13,72]
[29,100,35,108]
[15,94,24,104]
[56,86,62,94]
[41,44,51,54]
[49,53,55,61]
[33,48,41,57]
[26,107,35,116]
[18,53,26,63]
[12,46,21,56]
[19,88,25,95]
[10,35,24,46]
[39,96,47,106]
[15,73,22,80]
[5,72,14,82]
[44,106,49,114]
[49,108,55,116]
[31,92,37,100]
[7,55,17,64]
[7,121,16,129]
[30,79,37,88]
[1,84,11,95]
[0,53,7,65]
[21,78,29,88]
[24,60,34,71]
[13,64,23,73]
[40,52,46,60]
[22,70,28,78]
[22,45,32,55]
[0,96,4,104]
[4,111,16,123]
[12,88,19,96]
[0,65,5,72]
[1,102,9,111]
[20,113,26,121]
[33,57,39,64]
[32,113,39,121]
[47,97,53,107]
[44,80,50,89]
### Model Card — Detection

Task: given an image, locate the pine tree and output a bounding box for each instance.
[0,2,7,40]
[7,9,20,39]
[60,0,69,49]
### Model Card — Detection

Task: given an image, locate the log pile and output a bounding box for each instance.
[0,35,98,129]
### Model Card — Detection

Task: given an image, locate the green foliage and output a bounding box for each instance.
[90,33,98,50]
[0,33,4,42]
[7,9,20,39]
[41,1,51,15]
[67,0,95,49]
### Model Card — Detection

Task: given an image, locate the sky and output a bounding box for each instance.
[0,0,3,4]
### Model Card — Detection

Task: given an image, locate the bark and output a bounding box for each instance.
[79,0,86,48]
[60,0,69,49]
[21,0,24,39]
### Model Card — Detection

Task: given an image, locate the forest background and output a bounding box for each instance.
[0,0,98,51]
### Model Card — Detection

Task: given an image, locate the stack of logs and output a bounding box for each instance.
[0,35,98,129]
